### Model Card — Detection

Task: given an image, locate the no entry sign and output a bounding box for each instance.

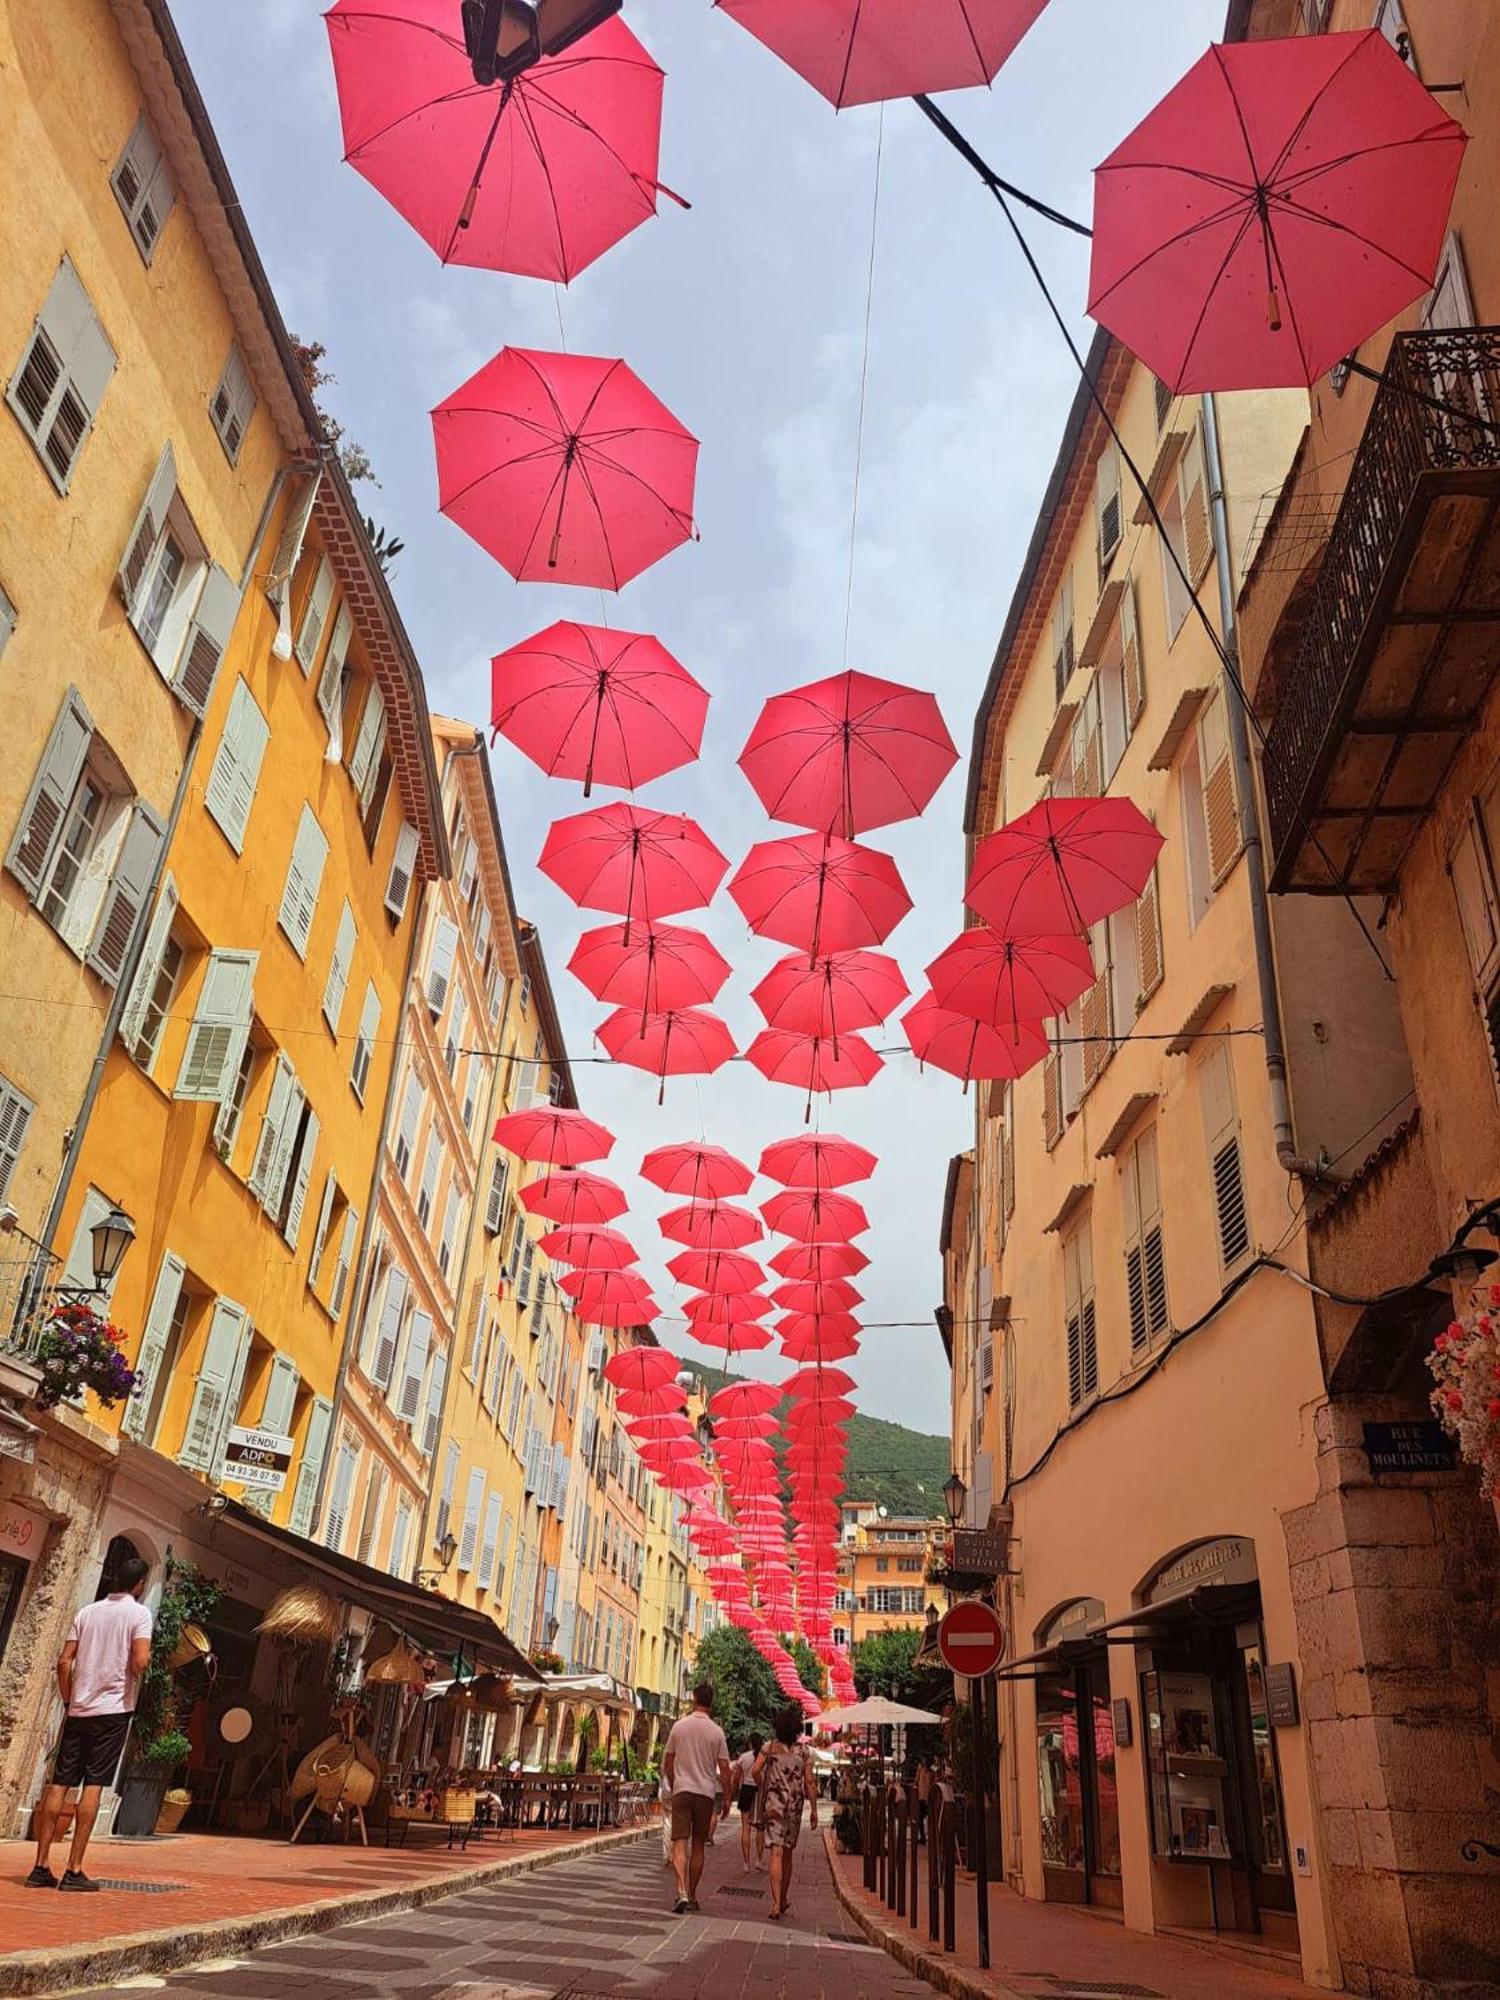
[938,1600,1006,1678]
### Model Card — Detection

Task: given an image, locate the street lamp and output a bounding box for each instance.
[89,1206,136,1291]
[942,1471,967,1529]
[461,0,621,86]
[417,1529,459,1589]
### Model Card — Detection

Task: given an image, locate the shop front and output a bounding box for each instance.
[1028,1598,1121,1909]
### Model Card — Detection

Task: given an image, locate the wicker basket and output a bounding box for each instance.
[155,1790,192,1835]
[441,1788,477,1826]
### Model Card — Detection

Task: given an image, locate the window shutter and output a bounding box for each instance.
[175,950,256,1102]
[398,1311,433,1424]
[120,871,178,1058]
[385,821,418,921]
[323,1436,358,1550]
[349,683,386,798]
[1003,1100,1016,1224]
[294,557,333,672]
[8,260,116,488]
[1080,962,1113,1092]
[329,1204,359,1319]
[323,900,357,1032]
[1199,1041,1250,1271]
[418,1135,440,1224]
[439,1187,461,1275]
[395,1073,422,1176]
[122,1250,185,1443]
[494,1512,514,1599]
[281,1107,320,1251]
[458,1468,486,1569]
[204,677,270,852]
[1095,445,1122,574]
[435,1441,460,1545]
[248,1053,296,1200]
[427,915,459,1014]
[351,981,380,1099]
[174,563,238,717]
[1179,427,1214,584]
[1042,1047,1063,1151]
[1452,805,1500,988]
[457,837,478,903]
[86,799,165,987]
[479,1494,501,1584]
[422,1347,448,1459]
[370,1268,407,1388]
[1119,576,1144,728]
[7,688,92,900]
[178,1298,248,1473]
[1135,868,1164,1007]
[517,1236,536,1307]
[317,606,353,755]
[308,1173,337,1287]
[118,444,178,619]
[260,1353,300,1437]
[279,805,328,956]
[288,1398,333,1536]
[1198,695,1241,886]
[210,348,255,463]
[267,474,321,659]
[1052,574,1075,705]
[112,118,175,260]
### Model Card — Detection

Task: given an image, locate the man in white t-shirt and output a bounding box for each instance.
[27,1555,153,1892]
[662,1682,733,1914]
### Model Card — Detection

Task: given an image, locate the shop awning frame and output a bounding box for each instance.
[990,1584,1263,1682]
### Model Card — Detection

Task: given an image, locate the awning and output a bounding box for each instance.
[220,1498,532,1678]
[992,1584,1262,1681]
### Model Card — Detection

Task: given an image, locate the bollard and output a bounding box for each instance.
[942,1793,957,1954]
[909,1786,920,1929]
[893,1792,906,1919]
[927,1796,941,1943]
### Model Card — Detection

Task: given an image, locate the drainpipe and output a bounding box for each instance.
[1199,394,1345,1188]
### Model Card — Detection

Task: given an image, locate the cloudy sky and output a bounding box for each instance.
[175,0,1223,1436]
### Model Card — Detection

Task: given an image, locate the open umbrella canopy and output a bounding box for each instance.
[684,1289,775,1325]
[739,670,958,839]
[326,7,670,281]
[729,833,912,958]
[537,1224,639,1269]
[745,1029,884,1097]
[772,1278,863,1315]
[782,1365,856,1396]
[579,1291,660,1327]
[903,992,1051,1084]
[642,1141,754,1199]
[540,803,729,923]
[785,1395,856,1426]
[683,1319,774,1353]
[492,622,709,795]
[777,1309,862,1345]
[751,949,909,1038]
[666,1248,765,1295]
[762,1186,871,1241]
[520,1168,629,1226]
[715,0,1048,108]
[568,921,730,1012]
[820,1696,944,1729]
[602,1345,680,1392]
[769,1239,870,1282]
[433,346,698,588]
[616,1381,688,1418]
[595,1006,736,1092]
[965,796,1164,937]
[658,1200,764,1251]
[709,1380,782,1418]
[1089,30,1468,393]
[494,1104,614,1165]
[779,1325,862,1363]
[759,1133,878,1189]
[560,1267,653,1307]
[712,1412,779,1440]
[927,927,1096,1030]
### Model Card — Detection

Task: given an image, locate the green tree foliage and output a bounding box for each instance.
[690,1626,825,1751]
[852,1626,949,1713]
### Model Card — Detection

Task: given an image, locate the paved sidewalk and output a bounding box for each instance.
[828,1837,1325,2000]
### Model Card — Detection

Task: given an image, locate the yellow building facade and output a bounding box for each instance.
[833,1502,944,1651]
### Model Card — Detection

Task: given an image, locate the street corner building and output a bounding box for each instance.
[941,3,1500,1992]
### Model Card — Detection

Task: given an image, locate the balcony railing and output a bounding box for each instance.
[0,1234,66,1365]
[1263,327,1500,887]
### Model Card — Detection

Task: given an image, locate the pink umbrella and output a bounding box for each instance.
[494,1104,614,1165]
[714,0,1048,108]
[903,991,1050,1084]
[666,1248,765,1295]
[684,1320,774,1353]
[658,1201,764,1252]
[617,1382,688,1418]
[642,1142,753,1200]
[493,622,709,796]
[779,1325,861,1361]
[578,1292,659,1328]
[772,1279,863,1315]
[520,1168,628,1226]
[685,1290,775,1326]
[745,1030,884,1101]
[769,1240,870,1282]
[782,1365,856,1396]
[762,1187,870,1241]
[537,1224,639,1269]
[603,1345,680,1392]
[596,1006,736,1101]
[540,804,729,927]
[433,346,698,589]
[325,8,675,282]
[927,927,1095,1030]
[561,1267,653,1307]
[759,1133,878,1189]
[965,797,1164,938]
[751,950,909,1041]
[568,921,730,1013]
[710,1381,782,1418]
[777,1310,861,1345]
[739,670,958,839]
[730,833,912,959]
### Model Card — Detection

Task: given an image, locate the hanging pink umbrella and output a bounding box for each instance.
[903,991,1050,1084]
[561,1267,653,1307]
[751,950,908,1041]
[965,797,1164,937]
[659,1201,764,1251]
[769,1240,870,1282]
[927,927,1095,1030]
[759,1134,877,1189]
[762,1187,870,1241]
[739,670,958,839]
[667,1248,765,1295]
[730,833,912,959]
[642,1142,754,1200]
[617,1381,688,1418]
[685,1290,775,1326]
[433,347,698,589]
[745,1029,884,1100]
[772,1279,863,1315]
[568,921,730,1013]
[540,803,729,927]
[777,1310,861,1344]
[494,1104,614,1165]
[683,1319,774,1353]
[714,0,1048,108]
[596,1006,736,1101]
[326,8,677,282]
[782,1365,856,1396]
[603,1345,680,1392]
[710,1381,782,1418]
[713,1413,779,1439]
[493,622,709,796]
[520,1168,628,1226]
[578,1291,659,1328]
[537,1224,639,1269]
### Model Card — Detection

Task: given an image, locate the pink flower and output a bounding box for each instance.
[1435,1332,1449,1352]
[1489,1285,1500,1307]
[1489,1399,1500,1422]
[1478,1315,1494,1336]
[1445,1389,1465,1412]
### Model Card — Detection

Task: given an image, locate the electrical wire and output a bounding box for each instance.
[843,105,884,667]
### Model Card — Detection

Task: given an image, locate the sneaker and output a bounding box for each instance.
[59,1870,101,1893]
[673,1896,691,1915]
[686,1899,700,1913]
[23,1865,57,1889]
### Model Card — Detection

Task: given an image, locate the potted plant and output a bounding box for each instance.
[140,1732,192,1834]
[115,1563,220,1838]
[833,1800,863,1853]
[32,1301,136,1412]
[529,1647,565,1676]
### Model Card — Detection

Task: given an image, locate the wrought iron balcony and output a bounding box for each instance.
[1263,327,1500,893]
[0,1234,65,1366]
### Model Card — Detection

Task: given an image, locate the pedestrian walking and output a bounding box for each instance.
[915,1755,933,1844]
[27,1554,153,1892]
[752,1706,817,1923]
[662,1681,734,1915]
[736,1732,764,1870]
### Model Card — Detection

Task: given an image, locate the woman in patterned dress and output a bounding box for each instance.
[751,1706,818,1920]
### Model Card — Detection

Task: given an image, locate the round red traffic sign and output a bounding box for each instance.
[938,1600,1006,1678]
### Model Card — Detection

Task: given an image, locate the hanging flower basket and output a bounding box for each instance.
[32,1301,137,1413]
[530,1649,565,1677]
[1427,1289,1500,1493]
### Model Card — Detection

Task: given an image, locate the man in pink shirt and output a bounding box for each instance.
[27,1554,153,1891]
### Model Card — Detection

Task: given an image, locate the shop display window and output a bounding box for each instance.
[1141,1668,1233,1860]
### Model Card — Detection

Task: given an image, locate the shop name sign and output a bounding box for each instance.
[1361,1421,1456,1475]
[222,1426,293,1491]
[1144,1536,1257,1606]
[951,1529,1008,1575]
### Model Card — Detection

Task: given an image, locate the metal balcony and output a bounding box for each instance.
[1263,327,1500,893]
[0,1236,65,1365]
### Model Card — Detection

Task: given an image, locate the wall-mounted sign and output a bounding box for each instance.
[1112,1696,1133,1749]
[1361,1421,1456,1475]
[0,1501,45,1559]
[952,1529,1008,1576]
[1264,1661,1299,1728]
[1143,1537,1258,1606]
[222,1427,293,1492]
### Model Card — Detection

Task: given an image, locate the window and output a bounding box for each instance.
[208,347,255,464]
[1300,0,1331,29]
[294,556,334,673]
[1063,1218,1098,1410]
[348,683,386,812]
[118,446,238,711]
[364,1266,408,1389]
[1050,574,1076,705]
[1135,866,1164,1010]
[445,989,467,1076]
[314,604,355,758]
[0,580,14,655]
[1180,691,1241,926]
[8,258,116,491]
[394,1072,422,1180]
[518,973,532,1016]
[417,1135,441,1230]
[122,1251,188,1446]
[323,900,357,1034]
[1153,375,1174,432]
[247,1053,307,1219]
[1157,426,1214,641]
[427,915,459,1015]
[279,805,328,957]
[1095,444,1122,578]
[1199,1039,1250,1273]
[276,1098,320,1250]
[351,982,380,1101]
[390,1498,414,1582]
[1122,1125,1169,1352]
[204,679,270,853]
[178,1296,252,1477]
[1450,782,1500,1093]
[439,1188,461,1279]
[212,1031,259,1160]
[323,1433,359,1552]
[458,1468,486,1570]
[1374,0,1414,66]
[111,117,175,261]
[422,1347,447,1458]
[435,1442,460,1548]
[125,904,183,1074]
[0,1076,34,1204]
[479,1495,502,1589]
[385,822,418,923]
[396,1311,432,1425]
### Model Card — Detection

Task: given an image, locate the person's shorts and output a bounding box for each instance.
[737,1784,757,1815]
[670,1791,715,1843]
[52,1712,132,1788]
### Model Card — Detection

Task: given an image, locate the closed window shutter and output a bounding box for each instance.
[435,1440,460,1545]
[349,683,386,797]
[1096,446,1122,574]
[351,981,380,1098]
[266,474,321,660]
[1199,1041,1250,1271]
[329,1204,359,1319]
[1080,923,1114,1092]
[204,678,270,852]
[517,1236,535,1306]
[485,1155,509,1233]
[178,1298,248,1472]
[259,1353,300,1435]
[418,1135,440,1224]
[395,1073,422,1176]
[209,348,255,464]
[281,1107,320,1251]
[118,444,178,620]
[317,606,353,754]
[494,1513,514,1600]
[112,118,175,260]
[385,822,418,921]
[458,1468,485,1569]
[323,900,357,1032]
[1119,576,1145,728]
[1042,1047,1063,1151]
[174,563,238,717]
[439,1188,461,1274]
[307,1173,337,1287]
[176,950,256,1102]
[86,799,165,987]
[369,1268,407,1388]
[398,1311,432,1423]
[389,1499,413,1580]
[324,1436,358,1550]
[7,688,92,900]
[1179,427,1214,584]
[1135,867,1164,1006]
[294,557,333,672]
[279,805,328,956]
[248,1053,296,1199]
[289,1396,334,1536]
[422,1347,448,1459]
[1198,695,1241,886]
[427,916,459,1014]
[1063,1226,1097,1408]
[1451,804,1500,988]
[479,1494,501,1584]
[8,260,116,489]
[120,872,178,1058]
[1052,575,1075,703]
[122,1250,185,1442]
